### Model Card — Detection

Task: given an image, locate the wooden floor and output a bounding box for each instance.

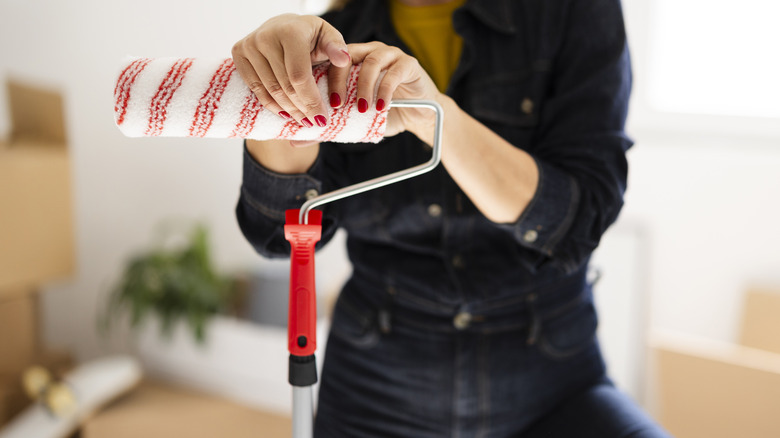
[82,381,291,438]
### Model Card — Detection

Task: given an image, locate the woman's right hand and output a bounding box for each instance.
[231,14,351,128]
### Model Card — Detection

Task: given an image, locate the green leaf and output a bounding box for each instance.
[101,222,236,344]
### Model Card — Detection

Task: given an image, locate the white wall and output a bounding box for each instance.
[621,0,780,346]
[619,133,780,342]
[1,0,778,370]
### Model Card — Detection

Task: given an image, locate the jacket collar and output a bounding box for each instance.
[461,0,518,35]
[345,0,518,42]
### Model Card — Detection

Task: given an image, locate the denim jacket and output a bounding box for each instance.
[236,0,632,311]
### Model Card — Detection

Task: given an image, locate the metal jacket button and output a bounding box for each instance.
[452,254,465,269]
[453,312,472,330]
[521,97,534,114]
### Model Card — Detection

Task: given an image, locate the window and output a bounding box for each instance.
[646,0,780,119]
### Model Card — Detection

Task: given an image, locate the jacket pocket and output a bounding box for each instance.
[537,299,598,361]
[469,68,549,129]
[329,292,381,350]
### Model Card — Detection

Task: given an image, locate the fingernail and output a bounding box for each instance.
[314,115,327,127]
[330,93,341,108]
[376,99,386,112]
[341,49,351,59]
[358,98,368,113]
[301,117,313,128]
[279,111,291,119]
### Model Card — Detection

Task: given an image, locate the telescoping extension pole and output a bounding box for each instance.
[283,100,444,438]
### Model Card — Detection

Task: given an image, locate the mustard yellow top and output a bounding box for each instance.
[389,0,467,93]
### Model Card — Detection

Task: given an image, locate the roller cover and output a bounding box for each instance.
[114,57,388,143]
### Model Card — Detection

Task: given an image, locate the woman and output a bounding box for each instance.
[232,0,670,436]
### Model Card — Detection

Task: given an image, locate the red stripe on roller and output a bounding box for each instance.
[145,58,195,136]
[230,94,262,138]
[277,108,300,138]
[279,115,306,139]
[362,116,377,142]
[286,117,307,139]
[189,59,236,137]
[362,99,388,142]
[323,66,360,142]
[114,58,151,126]
[114,59,140,99]
[313,64,328,83]
[319,66,354,141]
[277,110,295,138]
[277,119,295,139]
[361,87,388,140]
[114,58,147,101]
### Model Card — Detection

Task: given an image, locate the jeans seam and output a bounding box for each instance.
[244,142,322,185]
[394,288,458,315]
[241,187,286,222]
[452,335,462,438]
[477,336,491,438]
[538,332,597,360]
[623,427,660,438]
[541,174,581,256]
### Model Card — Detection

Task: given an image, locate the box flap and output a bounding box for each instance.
[6,79,66,147]
[741,288,780,354]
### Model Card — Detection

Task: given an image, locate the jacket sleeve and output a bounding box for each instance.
[503,0,633,273]
[235,143,339,258]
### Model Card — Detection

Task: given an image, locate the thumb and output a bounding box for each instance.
[290,139,320,148]
[313,21,350,67]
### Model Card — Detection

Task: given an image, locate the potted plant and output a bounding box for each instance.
[104,223,238,343]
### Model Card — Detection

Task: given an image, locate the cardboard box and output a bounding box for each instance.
[0,292,38,374]
[740,288,780,355]
[0,79,74,294]
[82,381,291,438]
[653,333,780,438]
[0,374,27,427]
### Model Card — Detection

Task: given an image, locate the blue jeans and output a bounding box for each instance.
[314,275,671,438]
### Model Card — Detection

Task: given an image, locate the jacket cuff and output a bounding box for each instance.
[507,158,580,257]
[240,142,323,221]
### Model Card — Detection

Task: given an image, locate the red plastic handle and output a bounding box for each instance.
[284,209,322,357]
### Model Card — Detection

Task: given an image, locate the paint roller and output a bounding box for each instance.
[114,57,388,143]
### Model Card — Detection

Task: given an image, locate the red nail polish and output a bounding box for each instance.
[279,111,291,119]
[314,115,327,127]
[358,98,368,113]
[330,93,341,108]
[376,99,386,112]
[301,117,313,128]
[341,49,351,59]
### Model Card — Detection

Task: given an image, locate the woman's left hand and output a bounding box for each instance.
[338,42,441,139]
[335,43,539,226]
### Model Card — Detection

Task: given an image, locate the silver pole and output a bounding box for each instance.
[298,99,444,224]
[292,386,313,438]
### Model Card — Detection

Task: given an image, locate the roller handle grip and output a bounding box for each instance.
[284,209,322,357]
